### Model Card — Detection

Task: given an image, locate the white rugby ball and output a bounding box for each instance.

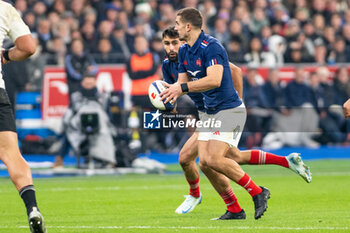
[148,80,175,111]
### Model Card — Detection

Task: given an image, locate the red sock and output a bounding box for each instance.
[237,173,262,197]
[219,189,242,213]
[249,150,289,168]
[187,178,200,198]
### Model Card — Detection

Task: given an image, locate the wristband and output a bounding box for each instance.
[180,83,189,93]
[3,49,10,61]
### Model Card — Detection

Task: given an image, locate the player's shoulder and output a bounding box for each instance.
[162,57,170,65]
[0,1,16,13]
[0,1,11,7]
[178,44,188,59]
[180,43,188,49]
[199,34,223,52]
[0,1,24,23]
[179,43,189,53]
[162,58,172,72]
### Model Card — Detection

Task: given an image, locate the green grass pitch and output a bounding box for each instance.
[0,160,350,233]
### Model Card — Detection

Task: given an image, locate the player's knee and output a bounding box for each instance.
[179,158,191,168]
[199,155,217,170]
[0,149,22,167]
[198,158,210,170]
[226,148,245,164]
[208,158,222,170]
[179,149,190,166]
[225,152,242,164]
[179,152,196,167]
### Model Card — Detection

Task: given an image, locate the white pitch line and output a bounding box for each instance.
[1,226,349,231]
[0,185,220,193]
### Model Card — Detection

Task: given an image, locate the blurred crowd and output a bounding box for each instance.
[8,0,350,69]
[2,0,350,165]
[242,66,350,149]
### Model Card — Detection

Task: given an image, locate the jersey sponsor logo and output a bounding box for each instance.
[187,70,201,77]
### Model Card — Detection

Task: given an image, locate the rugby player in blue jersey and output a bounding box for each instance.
[161,9,312,220]
[162,26,244,215]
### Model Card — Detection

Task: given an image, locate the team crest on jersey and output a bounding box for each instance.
[184,60,187,65]
[196,58,201,67]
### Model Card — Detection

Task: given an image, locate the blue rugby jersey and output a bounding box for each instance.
[162,58,205,111]
[178,30,241,114]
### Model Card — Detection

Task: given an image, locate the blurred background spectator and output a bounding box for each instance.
[25,33,46,92]
[243,66,270,147]
[126,35,159,109]
[65,38,98,97]
[7,0,350,68]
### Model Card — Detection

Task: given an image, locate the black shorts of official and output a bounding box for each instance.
[0,88,16,132]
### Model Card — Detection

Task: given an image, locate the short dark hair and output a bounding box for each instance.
[162,26,179,39]
[177,7,203,29]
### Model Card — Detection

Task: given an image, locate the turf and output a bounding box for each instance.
[0,160,350,233]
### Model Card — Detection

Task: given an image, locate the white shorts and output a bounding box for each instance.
[197,103,247,147]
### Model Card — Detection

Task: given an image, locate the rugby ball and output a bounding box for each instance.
[148,80,175,111]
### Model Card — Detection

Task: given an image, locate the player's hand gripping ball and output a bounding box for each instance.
[148,80,175,111]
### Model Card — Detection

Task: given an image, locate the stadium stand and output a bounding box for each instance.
[1,0,350,164]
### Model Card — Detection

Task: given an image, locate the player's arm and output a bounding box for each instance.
[1,5,36,64]
[343,98,350,119]
[186,43,226,92]
[177,72,189,84]
[161,65,222,103]
[161,43,226,102]
[230,62,243,99]
[1,35,36,64]
[187,65,223,92]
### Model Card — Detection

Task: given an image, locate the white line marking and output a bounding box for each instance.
[1,226,348,230]
[0,185,225,193]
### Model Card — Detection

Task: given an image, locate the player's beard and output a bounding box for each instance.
[166,51,178,62]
